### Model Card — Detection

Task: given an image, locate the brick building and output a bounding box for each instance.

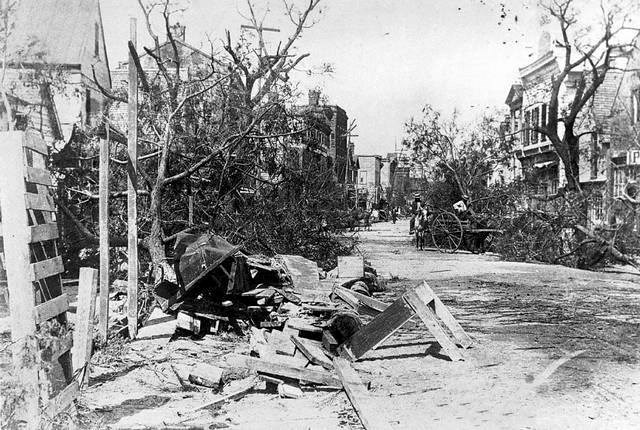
[296,90,351,184]
[1,0,111,146]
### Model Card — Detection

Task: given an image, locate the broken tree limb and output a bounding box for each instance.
[575,225,640,271]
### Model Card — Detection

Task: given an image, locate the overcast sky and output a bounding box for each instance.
[101,0,542,155]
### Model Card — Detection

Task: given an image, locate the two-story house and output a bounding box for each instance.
[2,0,111,146]
[505,31,638,223]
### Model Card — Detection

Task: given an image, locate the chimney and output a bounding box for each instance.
[308,89,320,106]
[169,22,186,42]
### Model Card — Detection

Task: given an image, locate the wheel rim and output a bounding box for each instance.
[430,212,463,253]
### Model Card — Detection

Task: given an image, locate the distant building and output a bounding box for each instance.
[296,90,350,184]
[356,154,383,209]
[2,0,112,145]
[109,23,213,130]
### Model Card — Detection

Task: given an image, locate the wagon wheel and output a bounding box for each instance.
[430,211,463,253]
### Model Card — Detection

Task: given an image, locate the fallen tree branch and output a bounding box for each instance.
[575,225,640,271]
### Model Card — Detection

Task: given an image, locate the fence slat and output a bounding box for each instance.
[25,192,55,212]
[42,380,79,419]
[33,294,69,324]
[30,256,64,281]
[73,268,98,386]
[25,167,52,186]
[30,223,59,243]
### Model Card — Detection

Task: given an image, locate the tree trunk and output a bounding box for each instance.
[561,134,582,192]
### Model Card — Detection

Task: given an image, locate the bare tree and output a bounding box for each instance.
[534,0,639,192]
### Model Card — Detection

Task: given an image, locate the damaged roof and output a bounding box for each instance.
[7,0,104,65]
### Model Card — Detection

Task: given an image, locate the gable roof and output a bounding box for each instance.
[7,0,103,65]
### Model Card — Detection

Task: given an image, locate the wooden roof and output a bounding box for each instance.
[7,0,103,65]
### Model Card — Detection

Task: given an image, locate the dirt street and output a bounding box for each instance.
[81,219,640,429]
[353,220,640,429]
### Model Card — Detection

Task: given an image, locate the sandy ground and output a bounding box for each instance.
[79,220,640,429]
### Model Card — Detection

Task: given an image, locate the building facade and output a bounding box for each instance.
[2,0,112,146]
[356,155,383,209]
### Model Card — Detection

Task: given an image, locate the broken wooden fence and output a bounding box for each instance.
[0,131,97,428]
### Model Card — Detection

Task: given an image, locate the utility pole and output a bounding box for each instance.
[98,123,110,341]
[127,17,139,339]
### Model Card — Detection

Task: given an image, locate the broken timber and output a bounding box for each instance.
[333,357,388,430]
[338,282,472,361]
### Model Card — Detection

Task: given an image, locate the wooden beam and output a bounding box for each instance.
[127,17,139,340]
[33,294,69,324]
[72,268,98,386]
[340,296,415,360]
[290,335,333,370]
[418,282,472,348]
[228,354,341,387]
[30,223,59,243]
[333,357,388,430]
[98,137,110,341]
[30,256,64,281]
[342,287,389,313]
[403,289,463,361]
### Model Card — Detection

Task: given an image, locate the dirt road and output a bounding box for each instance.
[353,220,640,429]
[81,220,640,429]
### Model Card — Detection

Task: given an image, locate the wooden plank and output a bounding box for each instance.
[228,354,341,387]
[337,256,364,279]
[290,335,333,370]
[42,380,79,419]
[24,166,52,186]
[403,289,464,361]
[72,268,98,385]
[343,288,389,313]
[127,18,139,340]
[340,296,415,360]
[418,282,473,349]
[333,287,379,318]
[30,223,59,243]
[30,256,64,281]
[267,329,296,356]
[44,331,73,362]
[98,138,110,341]
[285,318,322,334]
[333,357,387,430]
[0,131,40,427]
[277,255,320,290]
[33,294,69,324]
[23,131,49,155]
[25,192,55,212]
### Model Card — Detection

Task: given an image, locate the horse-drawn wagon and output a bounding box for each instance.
[415,209,503,253]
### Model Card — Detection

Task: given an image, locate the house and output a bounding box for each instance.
[2,0,111,145]
[504,31,639,224]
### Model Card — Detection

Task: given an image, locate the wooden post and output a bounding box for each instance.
[0,132,40,429]
[73,268,98,386]
[98,136,110,341]
[127,18,139,339]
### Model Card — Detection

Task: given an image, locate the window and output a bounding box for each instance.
[590,134,599,180]
[85,89,92,125]
[541,104,547,141]
[523,110,530,146]
[531,107,539,144]
[95,23,100,57]
[633,90,640,124]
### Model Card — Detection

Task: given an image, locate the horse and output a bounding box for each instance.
[415,209,430,250]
